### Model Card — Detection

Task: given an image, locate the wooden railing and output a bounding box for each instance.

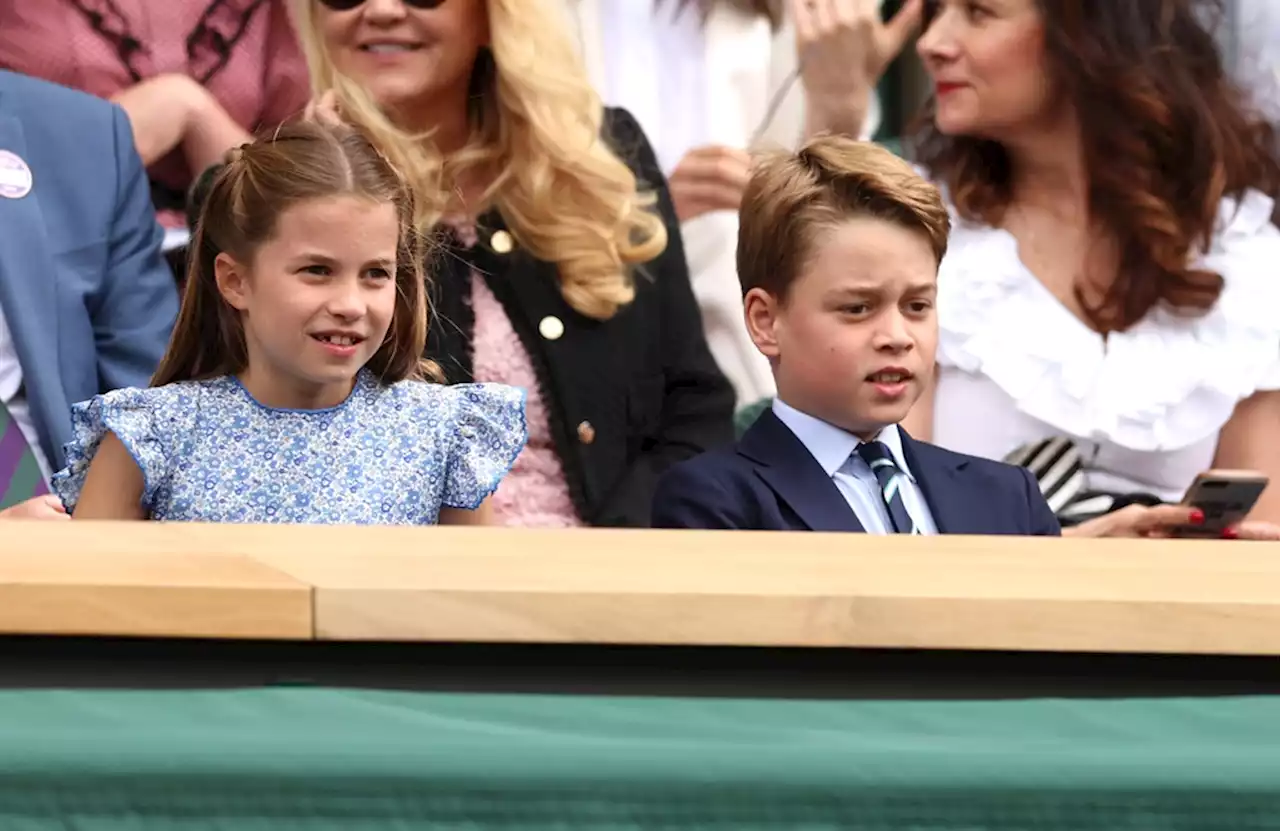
[3,522,1280,654]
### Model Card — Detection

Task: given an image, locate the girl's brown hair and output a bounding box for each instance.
[913,0,1280,333]
[154,121,435,387]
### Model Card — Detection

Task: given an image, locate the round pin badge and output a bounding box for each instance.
[0,150,33,199]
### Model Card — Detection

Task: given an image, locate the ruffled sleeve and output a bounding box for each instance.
[936,189,1280,453]
[441,383,528,510]
[51,386,178,514]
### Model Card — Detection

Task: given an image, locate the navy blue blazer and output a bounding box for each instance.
[0,71,178,470]
[652,409,1061,535]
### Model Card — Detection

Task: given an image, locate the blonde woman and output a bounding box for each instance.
[287,0,736,527]
[562,0,924,407]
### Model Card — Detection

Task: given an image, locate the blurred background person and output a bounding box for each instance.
[0,70,178,519]
[896,0,1280,539]
[0,0,311,242]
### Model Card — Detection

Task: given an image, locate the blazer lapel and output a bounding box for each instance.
[899,432,986,534]
[738,410,864,532]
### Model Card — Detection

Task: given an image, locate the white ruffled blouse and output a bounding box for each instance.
[932,189,1280,502]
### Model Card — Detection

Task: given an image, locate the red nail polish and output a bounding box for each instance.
[1190,509,1205,525]
[1222,527,1239,540]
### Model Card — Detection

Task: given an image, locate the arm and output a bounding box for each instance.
[651,464,750,530]
[71,433,147,520]
[111,74,250,174]
[440,498,495,526]
[95,104,180,392]
[1212,389,1280,523]
[182,84,253,176]
[596,110,738,526]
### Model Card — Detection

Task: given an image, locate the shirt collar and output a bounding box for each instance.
[771,399,917,482]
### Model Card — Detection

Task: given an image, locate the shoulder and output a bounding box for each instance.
[393,380,527,510]
[909,437,1035,493]
[53,381,210,512]
[79,380,221,437]
[1193,188,1280,344]
[658,442,755,493]
[378,379,527,458]
[0,71,119,150]
[945,445,1030,486]
[653,442,769,528]
[89,381,206,415]
[601,106,660,180]
[380,379,526,422]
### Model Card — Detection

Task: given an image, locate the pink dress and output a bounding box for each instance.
[0,0,310,227]
[451,220,584,527]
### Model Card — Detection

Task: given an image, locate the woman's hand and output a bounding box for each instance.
[1226,521,1280,540]
[304,90,343,126]
[0,495,69,521]
[791,0,925,136]
[1065,504,1280,540]
[668,145,752,223]
[1064,504,1205,538]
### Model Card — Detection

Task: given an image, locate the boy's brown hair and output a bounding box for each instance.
[738,136,951,301]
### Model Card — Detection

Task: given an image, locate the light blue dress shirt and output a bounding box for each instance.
[771,399,939,535]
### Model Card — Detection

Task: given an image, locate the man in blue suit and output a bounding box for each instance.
[651,136,1059,536]
[0,71,177,519]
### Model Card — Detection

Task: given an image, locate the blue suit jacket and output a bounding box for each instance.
[0,71,178,470]
[652,409,1061,535]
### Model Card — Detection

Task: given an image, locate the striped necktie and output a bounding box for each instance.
[856,441,921,535]
[0,399,48,510]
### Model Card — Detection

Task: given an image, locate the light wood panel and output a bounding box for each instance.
[0,522,312,639]
[249,526,1280,655]
[6,522,1280,654]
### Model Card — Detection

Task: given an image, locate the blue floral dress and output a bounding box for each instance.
[51,371,528,524]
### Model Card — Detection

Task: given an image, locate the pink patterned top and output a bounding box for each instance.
[452,220,583,527]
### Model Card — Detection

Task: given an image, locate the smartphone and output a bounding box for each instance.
[1170,469,1269,538]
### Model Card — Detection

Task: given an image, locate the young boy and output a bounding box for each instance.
[651,137,1059,535]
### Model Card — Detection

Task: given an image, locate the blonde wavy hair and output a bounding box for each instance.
[291,0,668,320]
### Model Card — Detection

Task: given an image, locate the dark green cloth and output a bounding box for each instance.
[2,688,1280,827]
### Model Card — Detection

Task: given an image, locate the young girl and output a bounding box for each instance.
[51,121,528,525]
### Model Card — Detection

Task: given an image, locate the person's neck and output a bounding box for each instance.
[390,89,472,156]
[237,365,355,411]
[1003,115,1089,223]
[390,91,492,215]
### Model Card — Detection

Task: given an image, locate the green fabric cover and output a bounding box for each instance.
[1,688,1280,827]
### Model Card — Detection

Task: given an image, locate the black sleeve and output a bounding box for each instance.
[595,107,737,526]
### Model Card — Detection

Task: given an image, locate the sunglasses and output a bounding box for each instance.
[316,0,445,10]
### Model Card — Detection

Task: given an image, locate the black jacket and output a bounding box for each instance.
[429,108,736,526]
